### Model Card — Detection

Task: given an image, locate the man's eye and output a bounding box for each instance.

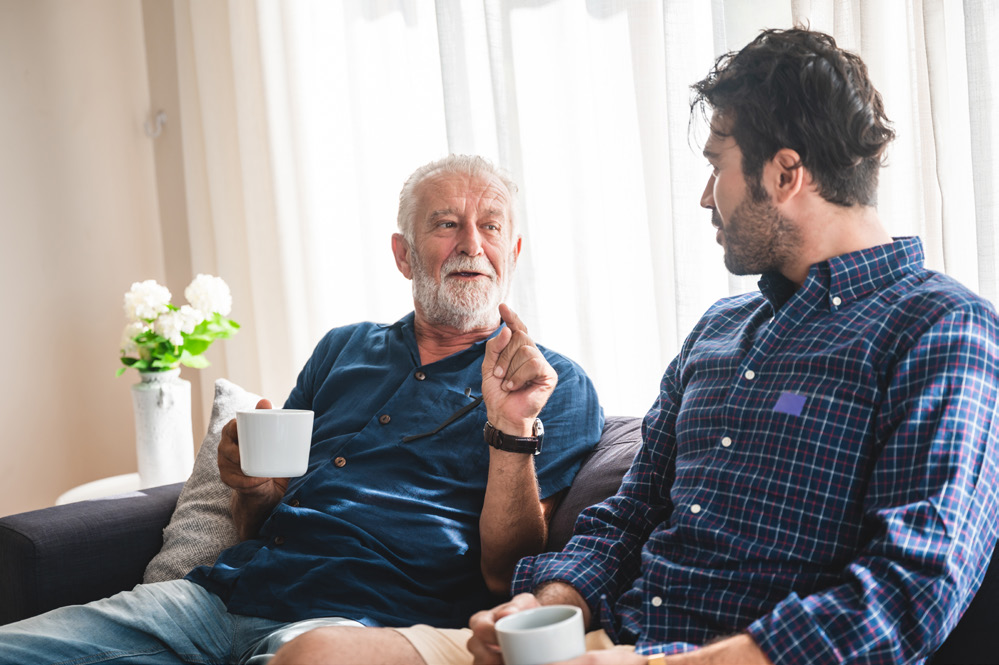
[438,221,457,228]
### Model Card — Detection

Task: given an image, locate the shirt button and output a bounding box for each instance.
[721,436,732,448]
[274,536,285,546]
[334,456,347,468]
[690,504,702,514]
[378,414,391,425]
[415,371,426,381]
[651,596,663,607]
[744,369,756,380]
[289,499,300,507]
[832,296,843,307]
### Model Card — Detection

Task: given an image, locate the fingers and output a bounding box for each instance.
[218,418,245,489]
[491,336,556,396]
[482,326,513,381]
[468,594,541,664]
[219,417,240,462]
[467,610,503,665]
[491,306,544,388]
[500,344,556,393]
[217,399,274,491]
[221,399,272,464]
[499,303,527,335]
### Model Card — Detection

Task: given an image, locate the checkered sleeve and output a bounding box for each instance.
[747,305,999,664]
[512,353,681,614]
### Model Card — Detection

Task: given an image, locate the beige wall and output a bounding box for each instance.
[0,0,175,514]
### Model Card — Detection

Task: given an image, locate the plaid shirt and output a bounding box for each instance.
[514,238,999,664]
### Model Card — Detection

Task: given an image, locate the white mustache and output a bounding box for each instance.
[441,256,497,279]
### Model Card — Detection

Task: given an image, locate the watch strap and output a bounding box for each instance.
[483,419,543,455]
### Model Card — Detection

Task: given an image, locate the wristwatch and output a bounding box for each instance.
[483,419,544,455]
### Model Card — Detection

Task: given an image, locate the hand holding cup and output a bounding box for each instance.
[494,605,586,665]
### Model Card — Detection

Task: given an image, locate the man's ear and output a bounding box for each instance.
[392,233,414,280]
[512,235,522,265]
[768,148,805,204]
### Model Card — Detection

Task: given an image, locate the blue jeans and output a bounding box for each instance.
[0,580,363,665]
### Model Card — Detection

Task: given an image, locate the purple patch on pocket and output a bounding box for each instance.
[774,392,807,416]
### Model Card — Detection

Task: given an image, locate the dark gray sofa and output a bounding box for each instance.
[0,414,993,663]
[0,417,643,627]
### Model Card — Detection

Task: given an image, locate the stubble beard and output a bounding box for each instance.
[717,189,800,276]
[411,252,514,332]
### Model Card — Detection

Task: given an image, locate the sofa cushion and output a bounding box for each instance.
[143,379,261,582]
[547,415,643,552]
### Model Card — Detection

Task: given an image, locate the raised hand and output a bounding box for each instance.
[481,304,558,436]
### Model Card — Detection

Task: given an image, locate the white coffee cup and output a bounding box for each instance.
[235,409,314,478]
[495,605,585,665]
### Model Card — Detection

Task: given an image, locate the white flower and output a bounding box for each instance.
[120,321,148,355]
[152,306,202,347]
[153,311,188,346]
[185,274,232,317]
[181,305,205,331]
[124,280,171,321]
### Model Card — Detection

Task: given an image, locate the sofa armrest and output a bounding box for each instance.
[0,482,182,626]
[548,416,643,552]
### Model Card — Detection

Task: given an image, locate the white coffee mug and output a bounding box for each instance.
[235,409,314,477]
[495,605,585,665]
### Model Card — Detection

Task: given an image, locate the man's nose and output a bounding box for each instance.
[700,174,716,209]
[456,224,484,255]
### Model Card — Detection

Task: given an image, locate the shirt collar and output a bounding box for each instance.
[758,236,925,311]
[396,311,506,367]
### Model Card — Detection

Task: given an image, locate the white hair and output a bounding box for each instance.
[396,155,519,245]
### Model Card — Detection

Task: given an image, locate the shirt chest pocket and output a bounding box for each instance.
[733,383,879,533]
[394,388,490,484]
[763,375,879,449]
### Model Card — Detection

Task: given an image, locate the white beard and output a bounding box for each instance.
[411,253,514,332]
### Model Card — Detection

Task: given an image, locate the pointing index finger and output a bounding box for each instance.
[499,303,528,335]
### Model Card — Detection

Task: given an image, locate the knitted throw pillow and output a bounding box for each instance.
[143,378,261,582]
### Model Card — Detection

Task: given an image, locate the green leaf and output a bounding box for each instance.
[118,304,238,376]
[116,367,127,377]
[180,353,210,369]
[183,337,212,356]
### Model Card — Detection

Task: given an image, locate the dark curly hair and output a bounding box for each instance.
[691,28,895,207]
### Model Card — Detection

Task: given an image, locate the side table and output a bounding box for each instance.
[55,473,142,505]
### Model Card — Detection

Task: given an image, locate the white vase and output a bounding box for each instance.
[132,369,194,488]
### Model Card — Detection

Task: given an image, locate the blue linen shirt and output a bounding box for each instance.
[513,238,999,664]
[188,312,603,628]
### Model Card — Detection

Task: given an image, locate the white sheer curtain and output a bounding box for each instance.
[173,0,999,418]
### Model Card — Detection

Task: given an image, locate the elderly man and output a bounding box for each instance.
[452,28,999,665]
[0,155,603,665]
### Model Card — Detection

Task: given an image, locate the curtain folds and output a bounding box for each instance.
[170,0,999,417]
